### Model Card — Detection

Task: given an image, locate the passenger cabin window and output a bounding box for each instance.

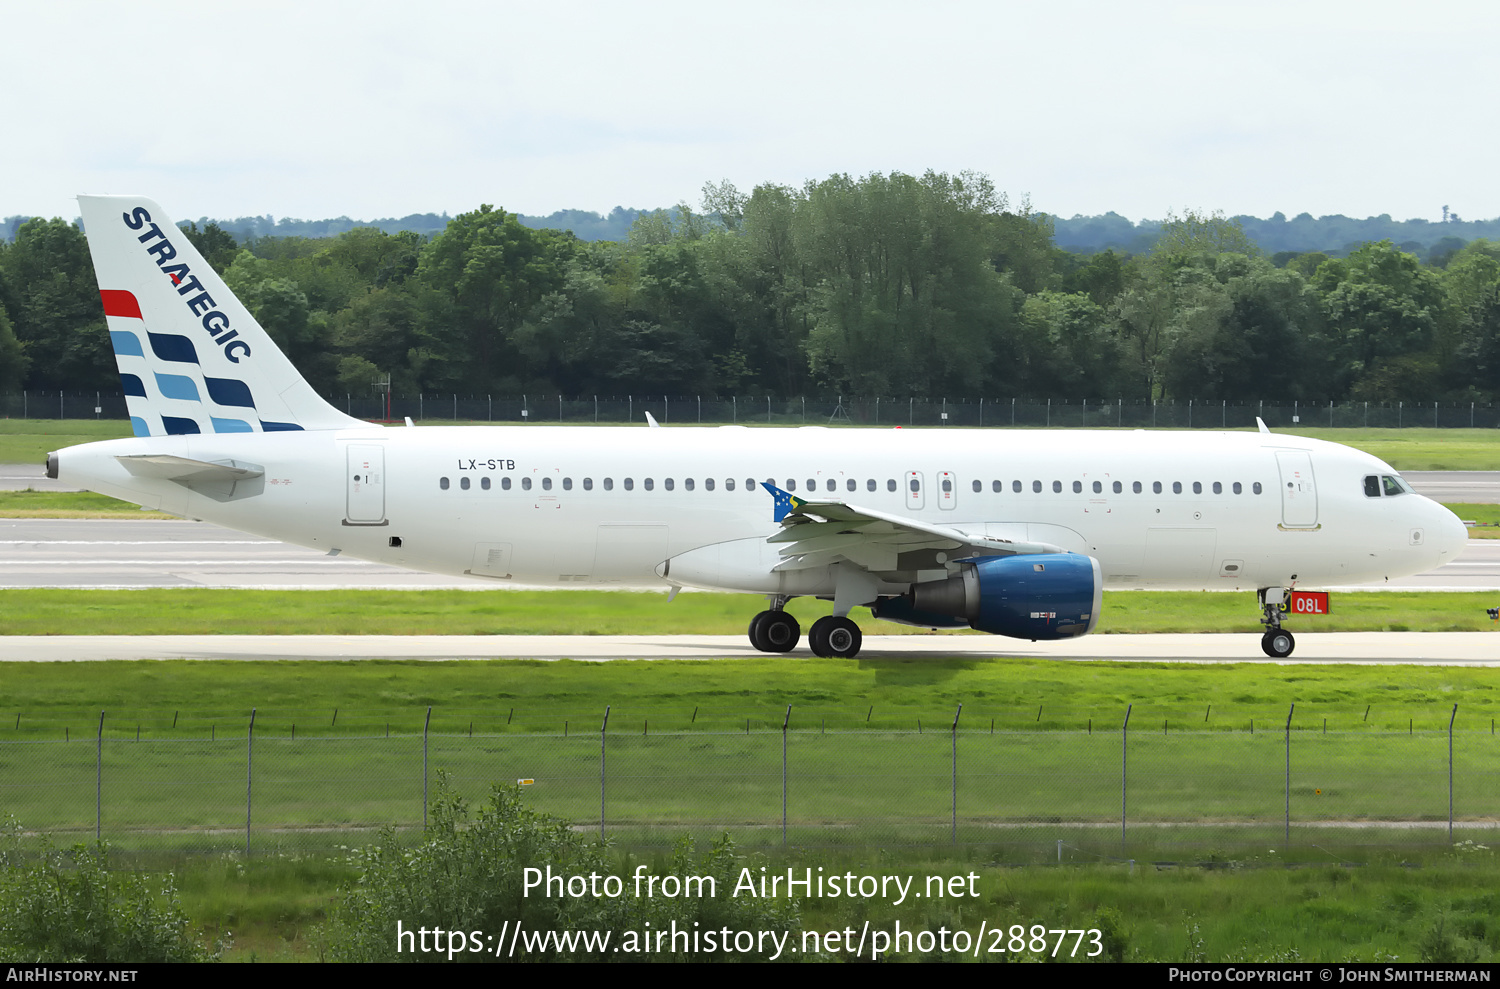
[502,477,512,490]
[1211,482,1220,494]
[909,479,920,492]
[460,477,471,490]
[868,479,877,492]
[664,478,674,491]
[1093,481,1102,493]
[1253,482,1262,494]
[1152,482,1162,494]
[624,478,634,491]
[829,479,838,492]
[522,477,532,491]
[481,477,491,490]
[685,478,694,491]
[1193,482,1202,494]
[1013,480,1022,493]
[1072,481,1082,493]
[603,478,613,491]
[644,478,654,491]
[1053,481,1063,493]
[563,477,572,490]
[1032,480,1042,493]
[440,477,450,490]
[847,479,856,492]
[786,480,796,491]
[887,479,897,492]
[1113,481,1122,493]
[973,480,982,493]
[1232,482,1241,494]
[583,478,593,490]
[1133,482,1142,493]
[1172,482,1181,494]
[541,477,551,490]
[993,480,1003,493]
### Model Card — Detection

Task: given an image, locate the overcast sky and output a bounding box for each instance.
[4,0,1495,226]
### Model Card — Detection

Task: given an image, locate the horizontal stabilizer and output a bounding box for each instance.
[116,454,264,483]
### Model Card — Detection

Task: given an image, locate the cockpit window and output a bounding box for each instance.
[1382,475,1411,496]
[1364,475,1381,498]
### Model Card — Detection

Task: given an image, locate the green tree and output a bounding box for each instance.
[415,206,576,390]
[0,218,112,390]
[1317,241,1445,399]
[0,303,28,392]
[179,221,239,274]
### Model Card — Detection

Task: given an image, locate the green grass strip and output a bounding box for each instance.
[4,588,1499,637]
[2,655,1498,735]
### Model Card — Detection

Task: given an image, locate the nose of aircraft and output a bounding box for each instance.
[1426,499,1469,566]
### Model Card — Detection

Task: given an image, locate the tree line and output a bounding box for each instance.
[1,170,1498,406]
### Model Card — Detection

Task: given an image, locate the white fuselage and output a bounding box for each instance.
[55,425,1466,598]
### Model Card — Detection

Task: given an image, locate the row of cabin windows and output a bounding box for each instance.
[436,475,1265,495]
[971,479,1263,495]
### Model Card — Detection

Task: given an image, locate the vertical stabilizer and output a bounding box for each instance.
[78,195,366,436]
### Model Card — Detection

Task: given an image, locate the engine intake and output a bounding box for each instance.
[907,553,1102,640]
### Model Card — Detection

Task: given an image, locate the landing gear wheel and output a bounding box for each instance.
[1261,629,1295,658]
[748,611,771,651]
[809,616,862,658]
[750,610,800,652]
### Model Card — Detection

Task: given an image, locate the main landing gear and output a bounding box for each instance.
[748,599,800,653]
[1258,587,1296,658]
[748,598,864,658]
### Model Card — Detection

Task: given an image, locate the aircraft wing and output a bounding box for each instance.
[760,483,1063,574]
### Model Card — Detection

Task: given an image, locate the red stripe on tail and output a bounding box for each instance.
[100,289,142,319]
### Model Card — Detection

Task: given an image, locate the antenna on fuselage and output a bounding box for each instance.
[1256,417,1271,435]
[645,412,661,428]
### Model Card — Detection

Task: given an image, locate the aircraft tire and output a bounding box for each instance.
[823,616,862,658]
[1261,629,1295,658]
[808,616,834,657]
[748,611,773,652]
[761,612,801,653]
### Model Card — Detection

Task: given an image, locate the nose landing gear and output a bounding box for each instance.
[1258,587,1296,658]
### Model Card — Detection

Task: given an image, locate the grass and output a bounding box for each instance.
[2,655,1497,736]
[97,813,1500,961]
[5,586,1500,637]
[3,419,1499,470]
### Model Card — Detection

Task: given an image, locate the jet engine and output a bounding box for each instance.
[903,553,1102,640]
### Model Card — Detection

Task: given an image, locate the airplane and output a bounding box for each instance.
[46,195,1468,659]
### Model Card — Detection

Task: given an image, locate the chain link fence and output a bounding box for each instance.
[2,706,1496,860]
[7,392,1500,429]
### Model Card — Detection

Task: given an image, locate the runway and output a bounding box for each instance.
[3,517,1498,590]
[1,631,1496,664]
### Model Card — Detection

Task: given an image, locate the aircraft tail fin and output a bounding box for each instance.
[78,195,366,437]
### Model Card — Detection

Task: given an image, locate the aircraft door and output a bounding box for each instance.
[345,444,386,525]
[937,471,956,510]
[905,471,924,511]
[1275,451,1318,528]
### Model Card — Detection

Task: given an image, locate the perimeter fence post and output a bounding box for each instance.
[247,708,256,857]
[95,711,104,846]
[951,704,962,844]
[1121,704,1131,851]
[423,706,432,829]
[600,706,610,840]
[782,705,792,847]
[1284,704,1294,846]
[1449,704,1458,842]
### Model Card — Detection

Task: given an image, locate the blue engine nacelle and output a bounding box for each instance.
[906,553,1102,640]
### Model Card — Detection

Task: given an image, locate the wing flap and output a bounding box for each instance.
[760,483,1065,574]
